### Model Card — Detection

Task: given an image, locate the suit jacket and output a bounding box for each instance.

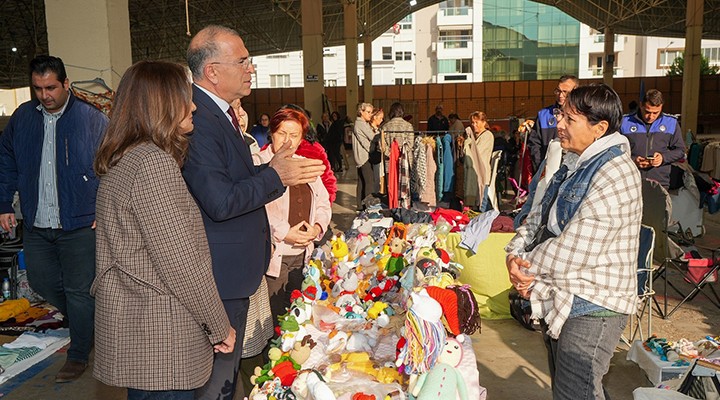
[92,144,230,390]
[183,85,285,299]
[252,147,332,277]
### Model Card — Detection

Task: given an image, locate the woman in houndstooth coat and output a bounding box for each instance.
[92,61,235,399]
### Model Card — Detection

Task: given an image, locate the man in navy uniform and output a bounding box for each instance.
[527,75,579,172]
[620,89,685,189]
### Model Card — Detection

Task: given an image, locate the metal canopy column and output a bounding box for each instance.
[45,0,131,89]
[681,0,703,139]
[603,27,614,87]
[363,34,373,106]
[302,0,325,123]
[344,1,359,116]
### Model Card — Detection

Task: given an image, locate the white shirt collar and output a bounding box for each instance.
[194,83,232,124]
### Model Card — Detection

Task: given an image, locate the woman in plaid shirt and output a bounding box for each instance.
[506,84,642,400]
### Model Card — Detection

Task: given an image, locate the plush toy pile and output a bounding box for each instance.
[249,213,486,400]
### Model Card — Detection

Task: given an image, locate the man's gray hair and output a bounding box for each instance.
[187,25,240,80]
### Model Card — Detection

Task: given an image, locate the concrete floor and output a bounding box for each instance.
[2,160,719,400]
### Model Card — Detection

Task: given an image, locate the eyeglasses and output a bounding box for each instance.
[210,57,253,70]
[553,88,570,96]
[552,108,565,122]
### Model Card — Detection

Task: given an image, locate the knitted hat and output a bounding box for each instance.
[410,289,442,322]
[425,285,460,335]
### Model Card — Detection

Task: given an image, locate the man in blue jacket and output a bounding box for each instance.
[183,25,325,400]
[0,55,108,382]
[527,75,579,172]
[620,89,686,188]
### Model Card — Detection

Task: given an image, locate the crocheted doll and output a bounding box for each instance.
[411,335,469,400]
[395,289,447,375]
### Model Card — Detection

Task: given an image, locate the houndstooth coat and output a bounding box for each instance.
[92,144,230,390]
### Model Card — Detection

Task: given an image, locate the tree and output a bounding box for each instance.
[666,54,720,76]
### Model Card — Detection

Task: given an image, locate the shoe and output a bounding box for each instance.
[55,360,88,383]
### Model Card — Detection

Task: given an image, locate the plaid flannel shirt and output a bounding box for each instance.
[506,133,642,338]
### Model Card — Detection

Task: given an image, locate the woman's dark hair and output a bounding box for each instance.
[564,83,623,135]
[94,61,192,175]
[387,102,404,119]
[331,111,340,121]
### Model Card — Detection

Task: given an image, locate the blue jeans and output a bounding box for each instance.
[23,225,95,362]
[542,314,627,400]
[128,388,194,400]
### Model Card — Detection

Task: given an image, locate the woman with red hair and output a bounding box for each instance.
[252,108,332,318]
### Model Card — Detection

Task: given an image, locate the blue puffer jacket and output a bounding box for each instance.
[0,93,108,231]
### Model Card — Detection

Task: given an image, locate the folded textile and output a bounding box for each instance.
[459,210,500,255]
[3,330,66,350]
[0,299,31,323]
[0,346,41,369]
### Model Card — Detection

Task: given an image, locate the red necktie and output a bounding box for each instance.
[227,106,257,147]
[227,106,241,133]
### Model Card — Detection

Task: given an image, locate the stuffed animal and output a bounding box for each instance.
[290,335,317,367]
[411,335,469,400]
[291,369,337,400]
[330,233,349,262]
[384,237,407,276]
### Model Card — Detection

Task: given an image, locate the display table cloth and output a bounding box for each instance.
[447,232,514,319]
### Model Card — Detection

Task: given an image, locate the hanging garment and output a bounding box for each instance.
[436,136,444,202]
[399,141,412,208]
[388,140,400,209]
[412,136,427,198]
[442,133,456,195]
[420,142,438,207]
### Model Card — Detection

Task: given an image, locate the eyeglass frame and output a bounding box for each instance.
[553,88,571,96]
[210,57,254,70]
[552,107,565,122]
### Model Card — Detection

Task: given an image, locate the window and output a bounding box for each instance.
[324,79,337,87]
[394,78,414,85]
[382,47,392,60]
[438,59,472,74]
[395,52,403,61]
[400,14,413,30]
[439,30,472,49]
[270,74,290,88]
[658,49,683,68]
[404,78,413,84]
[702,47,720,65]
[395,78,403,85]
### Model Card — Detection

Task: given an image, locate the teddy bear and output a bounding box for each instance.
[410,335,468,400]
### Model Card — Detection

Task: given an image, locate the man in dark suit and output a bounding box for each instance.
[183,25,325,400]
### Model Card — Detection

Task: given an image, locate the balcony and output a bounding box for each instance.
[437,7,473,26]
[588,67,624,78]
[437,35,473,59]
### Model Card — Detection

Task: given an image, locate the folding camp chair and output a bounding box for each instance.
[621,225,655,346]
[642,179,720,318]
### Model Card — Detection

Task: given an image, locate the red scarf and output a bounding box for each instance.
[261,140,337,203]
